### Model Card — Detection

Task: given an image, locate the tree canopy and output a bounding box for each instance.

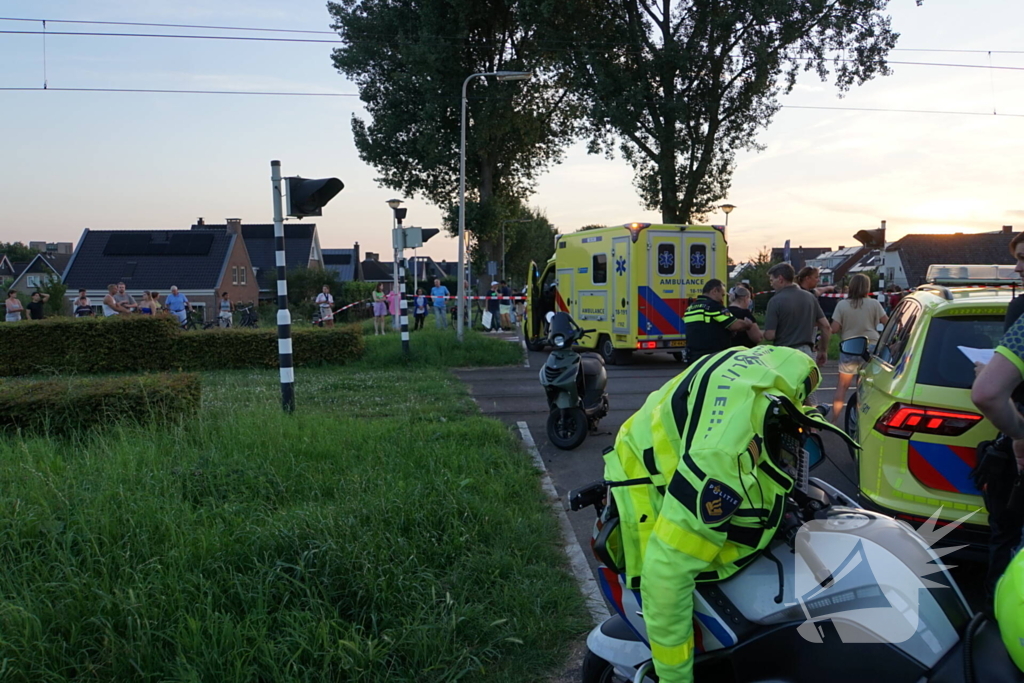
[0,242,37,263]
[329,0,579,252]
[535,0,898,223]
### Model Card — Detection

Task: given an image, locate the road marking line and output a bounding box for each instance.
[517,420,609,626]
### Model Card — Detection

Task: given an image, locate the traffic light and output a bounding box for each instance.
[402,227,441,249]
[286,176,344,218]
[853,227,886,249]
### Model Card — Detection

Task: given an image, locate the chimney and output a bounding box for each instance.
[838,246,845,250]
[197,217,205,226]
[1004,225,1013,234]
[366,252,379,261]
[880,220,886,230]
[226,218,242,235]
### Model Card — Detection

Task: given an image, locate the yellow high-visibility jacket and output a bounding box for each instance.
[603,345,824,683]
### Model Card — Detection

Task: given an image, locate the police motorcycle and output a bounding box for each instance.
[540,311,610,450]
[569,399,1023,683]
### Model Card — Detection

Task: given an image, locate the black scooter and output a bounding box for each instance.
[539,312,610,450]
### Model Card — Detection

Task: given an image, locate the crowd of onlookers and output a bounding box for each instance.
[4,281,212,327]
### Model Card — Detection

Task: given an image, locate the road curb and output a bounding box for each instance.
[516,420,609,627]
[519,333,530,368]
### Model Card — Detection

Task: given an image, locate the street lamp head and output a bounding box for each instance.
[720,203,736,215]
[386,198,404,210]
[495,71,533,82]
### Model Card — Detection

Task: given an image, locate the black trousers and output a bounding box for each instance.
[978,436,1024,599]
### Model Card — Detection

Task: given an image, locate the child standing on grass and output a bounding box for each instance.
[372,283,387,335]
[413,289,427,330]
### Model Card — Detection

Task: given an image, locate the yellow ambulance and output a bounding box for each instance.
[524,222,729,363]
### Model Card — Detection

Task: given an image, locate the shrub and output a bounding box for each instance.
[172,325,365,370]
[0,372,200,435]
[0,317,364,376]
[0,315,179,376]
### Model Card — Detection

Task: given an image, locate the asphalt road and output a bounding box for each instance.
[454,338,986,617]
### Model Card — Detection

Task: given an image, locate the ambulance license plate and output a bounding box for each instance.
[669,340,686,347]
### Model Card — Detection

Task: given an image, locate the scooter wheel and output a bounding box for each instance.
[581,648,617,683]
[547,407,588,450]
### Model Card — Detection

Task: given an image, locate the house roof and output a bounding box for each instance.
[19,252,72,277]
[193,223,316,291]
[886,232,1019,287]
[770,246,832,272]
[63,229,236,291]
[323,248,360,282]
[361,259,394,282]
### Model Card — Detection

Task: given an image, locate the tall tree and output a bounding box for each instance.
[534,0,898,223]
[329,0,579,259]
[0,242,37,263]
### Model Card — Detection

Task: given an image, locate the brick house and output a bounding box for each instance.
[193,219,323,300]
[63,225,259,318]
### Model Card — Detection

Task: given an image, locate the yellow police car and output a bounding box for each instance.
[841,265,1019,549]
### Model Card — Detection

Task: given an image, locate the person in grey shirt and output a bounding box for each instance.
[764,262,831,368]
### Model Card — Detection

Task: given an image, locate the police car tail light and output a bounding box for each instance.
[874,403,983,439]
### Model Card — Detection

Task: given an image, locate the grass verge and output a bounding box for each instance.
[0,366,587,682]
[356,323,523,368]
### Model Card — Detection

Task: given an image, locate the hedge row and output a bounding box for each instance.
[0,317,365,376]
[0,373,201,434]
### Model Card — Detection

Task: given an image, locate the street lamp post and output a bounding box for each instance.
[500,218,531,283]
[720,203,736,226]
[458,70,533,342]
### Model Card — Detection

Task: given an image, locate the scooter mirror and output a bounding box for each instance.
[545,311,555,323]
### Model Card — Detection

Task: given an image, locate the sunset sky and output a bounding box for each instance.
[2,0,1022,263]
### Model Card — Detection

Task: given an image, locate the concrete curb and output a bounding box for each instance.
[520,333,531,368]
[517,420,609,627]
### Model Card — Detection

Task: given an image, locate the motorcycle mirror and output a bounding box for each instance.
[839,336,870,361]
[804,433,825,470]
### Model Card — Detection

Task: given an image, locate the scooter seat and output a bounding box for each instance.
[580,353,605,378]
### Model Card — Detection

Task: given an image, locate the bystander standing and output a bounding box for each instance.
[499,280,513,330]
[413,289,427,331]
[683,279,757,360]
[430,279,449,330]
[74,289,93,317]
[102,284,126,317]
[727,286,762,348]
[26,291,49,320]
[314,285,333,328]
[219,291,235,327]
[114,282,138,313]
[163,285,192,326]
[765,262,831,406]
[830,273,888,422]
[5,290,24,322]
[487,281,501,332]
[139,291,156,315]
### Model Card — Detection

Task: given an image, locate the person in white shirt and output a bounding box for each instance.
[315,285,335,327]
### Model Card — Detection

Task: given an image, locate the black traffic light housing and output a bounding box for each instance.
[286,176,344,218]
[420,228,440,243]
[853,227,886,249]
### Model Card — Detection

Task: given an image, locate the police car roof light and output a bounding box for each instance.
[925,264,1018,287]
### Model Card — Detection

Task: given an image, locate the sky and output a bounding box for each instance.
[1,0,1022,263]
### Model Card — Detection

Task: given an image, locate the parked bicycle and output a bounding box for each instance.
[237,305,259,328]
[181,309,217,331]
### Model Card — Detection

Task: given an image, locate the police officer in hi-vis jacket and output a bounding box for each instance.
[603,345,855,682]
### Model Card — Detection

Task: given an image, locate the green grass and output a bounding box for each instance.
[0,366,587,682]
[356,323,523,368]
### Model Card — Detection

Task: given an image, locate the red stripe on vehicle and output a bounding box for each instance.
[908,443,957,493]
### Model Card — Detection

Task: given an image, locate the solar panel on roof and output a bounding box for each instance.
[104,233,152,255]
[102,232,215,256]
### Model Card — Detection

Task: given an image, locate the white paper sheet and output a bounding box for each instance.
[958,346,995,365]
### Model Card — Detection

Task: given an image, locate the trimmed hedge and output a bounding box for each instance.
[0,317,365,376]
[0,373,201,434]
[172,326,365,370]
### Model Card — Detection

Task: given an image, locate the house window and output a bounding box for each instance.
[26,275,40,288]
[592,254,608,284]
[232,266,238,285]
[240,267,247,285]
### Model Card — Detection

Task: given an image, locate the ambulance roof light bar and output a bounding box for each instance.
[625,222,652,243]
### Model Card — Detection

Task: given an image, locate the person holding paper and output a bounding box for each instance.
[971,231,1024,598]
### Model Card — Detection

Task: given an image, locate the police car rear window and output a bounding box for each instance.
[917,315,1004,389]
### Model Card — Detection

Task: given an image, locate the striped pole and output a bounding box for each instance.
[399,257,409,354]
[270,160,295,412]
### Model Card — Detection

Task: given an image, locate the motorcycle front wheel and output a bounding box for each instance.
[581,649,617,683]
[547,407,588,450]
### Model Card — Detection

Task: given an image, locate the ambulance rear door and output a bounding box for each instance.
[640,229,685,343]
[611,235,631,336]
